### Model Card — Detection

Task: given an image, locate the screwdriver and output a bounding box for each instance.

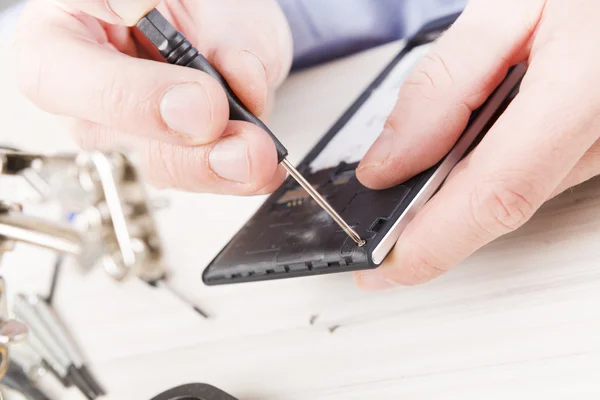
[136,9,365,247]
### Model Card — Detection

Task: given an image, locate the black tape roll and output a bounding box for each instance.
[150,383,238,400]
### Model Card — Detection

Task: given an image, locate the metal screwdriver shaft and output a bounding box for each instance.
[281,159,365,246]
[137,9,366,247]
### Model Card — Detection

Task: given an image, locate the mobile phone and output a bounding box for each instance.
[202,13,525,286]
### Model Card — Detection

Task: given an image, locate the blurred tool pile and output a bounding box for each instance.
[0,147,207,399]
[7,283,105,399]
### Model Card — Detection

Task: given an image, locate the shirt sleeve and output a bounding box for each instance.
[277,0,467,70]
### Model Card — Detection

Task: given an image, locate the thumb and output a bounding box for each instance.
[357,0,546,190]
[56,0,159,26]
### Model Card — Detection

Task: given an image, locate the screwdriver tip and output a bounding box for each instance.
[281,159,366,246]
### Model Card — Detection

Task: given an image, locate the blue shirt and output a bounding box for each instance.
[277,0,466,69]
[1,0,466,68]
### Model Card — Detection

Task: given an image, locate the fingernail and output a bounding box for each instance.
[359,126,396,170]
[209,135,251,183]
[160,83,213,143]
[355,271,397,291]
[106,0,157,26]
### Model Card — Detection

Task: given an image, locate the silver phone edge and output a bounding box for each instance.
[371,64,527,265]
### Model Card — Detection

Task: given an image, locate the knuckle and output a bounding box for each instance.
[146,142,212,191]
[253,43,283,89]
[406,247,446,286]
[403,50,453,97]
[469,175,541,236]
[99,76,128,126]
[147,141,184,189]
[257,11,293,87]
[389,240,447,286]
[98,69,154,129]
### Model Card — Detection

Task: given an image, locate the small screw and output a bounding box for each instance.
[7,203,23,213]
[328,325,341,334]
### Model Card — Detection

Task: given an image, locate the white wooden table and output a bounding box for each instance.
[1,33,600,400]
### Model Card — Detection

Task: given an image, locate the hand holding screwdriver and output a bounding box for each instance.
[14,0,364,245]
[14,0,293,194]
[136,9,365,245]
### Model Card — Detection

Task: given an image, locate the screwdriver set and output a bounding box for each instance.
[10,293,104,399]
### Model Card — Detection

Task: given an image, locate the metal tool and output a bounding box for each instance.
[0,278,30,400]
[136,9,366,247]
[0,145,223,398]
[281,159,365,246]
[2,360,50,400]
[0,147,182,399]
[148,279,209,319]
[0,149,166,282]
[13,294,102,399]
[25,296,83,370]
[13,296,71,371]
[24,333,69,388]
[1,384,32,400]
[9,344,48,385]
[43,256,62,306]
[27,295,105,396]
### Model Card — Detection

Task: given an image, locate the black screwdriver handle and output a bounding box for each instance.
[137,9,289,163]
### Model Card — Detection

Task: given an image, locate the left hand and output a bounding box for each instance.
[354,0,600,289]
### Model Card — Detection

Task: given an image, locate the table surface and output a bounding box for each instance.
[1,34,600,400]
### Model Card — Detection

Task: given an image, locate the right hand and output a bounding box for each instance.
[13,0,293,194]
